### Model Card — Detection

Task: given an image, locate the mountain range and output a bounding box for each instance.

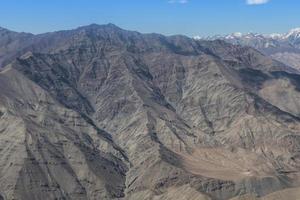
[195,28,300,71]
[1,24,300,200]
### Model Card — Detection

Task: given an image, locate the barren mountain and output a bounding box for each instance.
[1,24,300,200]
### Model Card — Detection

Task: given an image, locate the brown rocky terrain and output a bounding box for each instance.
[1,24,300,200]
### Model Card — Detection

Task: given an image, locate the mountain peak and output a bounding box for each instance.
[77,23,122,31]
[284,27,300,39]
[287,27,300,34]
[232,32,243,37]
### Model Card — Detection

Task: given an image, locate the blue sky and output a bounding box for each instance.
[0,0,299,36]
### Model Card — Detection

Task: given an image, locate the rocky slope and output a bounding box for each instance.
[1,24,300,200]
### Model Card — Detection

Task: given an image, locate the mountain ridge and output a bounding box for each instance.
[195,27,300,42]
[195,27,300,71]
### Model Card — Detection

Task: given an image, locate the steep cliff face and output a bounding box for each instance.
[1,24,300,200]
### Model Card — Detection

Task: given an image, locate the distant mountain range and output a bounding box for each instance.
[195,28,300,71]
[1,24,300,200]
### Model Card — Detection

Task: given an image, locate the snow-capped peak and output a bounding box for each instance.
[268,33,283,39]
[232,32,243,37]
[194,27,300,43]
[283,28,300,39]
[193,35,202,40]
[224,32,243,39]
